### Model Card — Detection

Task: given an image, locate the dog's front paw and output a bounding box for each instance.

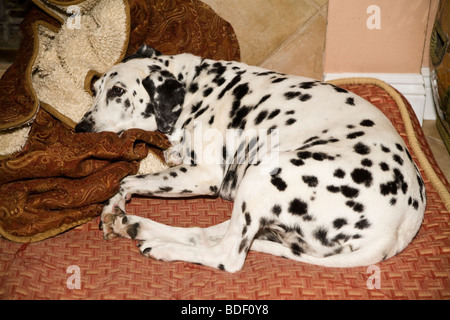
[164,146,183,166]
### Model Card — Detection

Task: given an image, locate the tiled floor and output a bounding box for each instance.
[202,0,327,79]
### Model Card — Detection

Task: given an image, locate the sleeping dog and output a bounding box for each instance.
[76,45,425,272]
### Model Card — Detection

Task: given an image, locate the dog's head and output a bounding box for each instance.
[75,45,185,134]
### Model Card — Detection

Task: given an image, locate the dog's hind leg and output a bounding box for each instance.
[107,166,266,272]
[103,208,230,247]
[134,166,274,272]
[101,203,250,271]
[136,198,258,272]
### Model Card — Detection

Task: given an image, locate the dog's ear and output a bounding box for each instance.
[142,75,185,134]
[122,45,162,62]
[136,44,162,58]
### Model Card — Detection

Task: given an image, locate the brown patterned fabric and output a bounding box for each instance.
[126,0,240,61]
[0,81,448,299]
[0,0,240,242]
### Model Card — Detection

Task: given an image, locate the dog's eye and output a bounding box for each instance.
[107,86,126,99]
[112,86,125,96]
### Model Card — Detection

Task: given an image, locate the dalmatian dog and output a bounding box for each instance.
[76,45,426,272]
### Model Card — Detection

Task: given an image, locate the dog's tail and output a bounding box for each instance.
[251,235,396,268]
[293,241,393,268]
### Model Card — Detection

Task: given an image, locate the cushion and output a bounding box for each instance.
[1,78,448,299]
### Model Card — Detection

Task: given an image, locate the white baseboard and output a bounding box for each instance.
[421,67,437,121]
[324,71,436,125]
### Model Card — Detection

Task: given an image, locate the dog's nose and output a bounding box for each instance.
[75,119,94,133]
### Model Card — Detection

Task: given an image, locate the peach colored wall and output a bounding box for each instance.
[324,0,436,74]
[422,0,440,68]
